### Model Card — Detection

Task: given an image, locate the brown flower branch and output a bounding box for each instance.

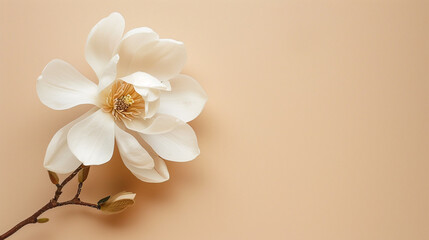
[0,164,99,240]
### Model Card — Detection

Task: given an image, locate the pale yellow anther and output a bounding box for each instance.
[122,94,134,105]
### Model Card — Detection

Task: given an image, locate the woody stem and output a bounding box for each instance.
[0,165,99,240]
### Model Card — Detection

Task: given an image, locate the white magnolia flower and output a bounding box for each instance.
[37,12,207,183]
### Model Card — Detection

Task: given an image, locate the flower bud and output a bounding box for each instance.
[99,191,136,214]
[47,171,59,185]
[37,218,49,223]
[78,166,90,183]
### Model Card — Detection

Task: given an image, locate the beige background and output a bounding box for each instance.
[0,0,428,239]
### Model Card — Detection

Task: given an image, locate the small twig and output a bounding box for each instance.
[53,164,83,201]
[74,182,84,199]
[0,164,98,240]
[58,198,99,209]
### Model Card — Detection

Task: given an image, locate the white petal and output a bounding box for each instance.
[118,38,186,82]
[37,59,98,110]
[124,114,184,135]
[123,153,169,183]
[115,125,154,169]
[120,131,169,183]
[118,132,170,183]
[163,80,172,91]
[117,27,159,77]
[157,74,207,122]
[44,108,98,173]
[122,27,159,42]
[140,123,200,162]
[145,99,160,119]
[85,12,125,78]
[67,109,115,165]
[98,54,119,92]
[134,87,160,102]
[120,72,167,90]
[119,72,166,102]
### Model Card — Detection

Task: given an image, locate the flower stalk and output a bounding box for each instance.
[0,165,98,240]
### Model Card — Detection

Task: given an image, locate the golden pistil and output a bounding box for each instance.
[102,80,145,121]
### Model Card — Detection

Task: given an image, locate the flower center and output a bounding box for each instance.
[102,80,145,121]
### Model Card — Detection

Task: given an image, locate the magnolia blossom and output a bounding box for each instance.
[37,12,207,183]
